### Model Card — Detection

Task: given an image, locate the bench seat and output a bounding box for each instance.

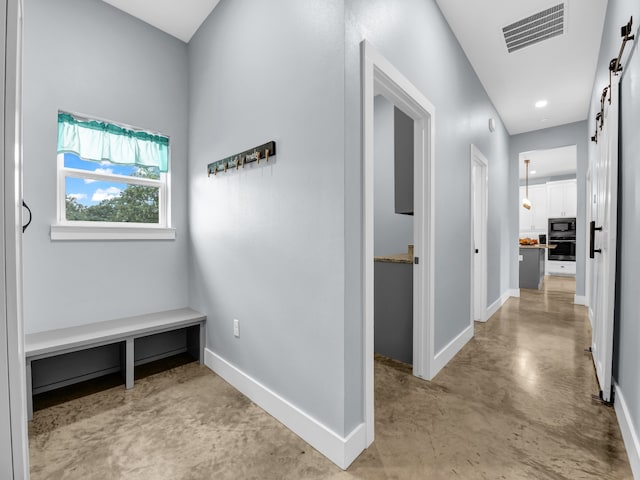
[25,308,206,420]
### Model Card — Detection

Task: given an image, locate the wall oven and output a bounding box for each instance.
[548,217,576,261]
[548,239,576,261]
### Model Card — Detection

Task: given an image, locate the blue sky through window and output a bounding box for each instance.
[64,153,159,206]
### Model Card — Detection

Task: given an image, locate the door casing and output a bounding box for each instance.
[470,145,488,323]
[362,40,435,446]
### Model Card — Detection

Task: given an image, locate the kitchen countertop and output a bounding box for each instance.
[519,244,557,249]
[374,253,413,264]
[375,245,414,264]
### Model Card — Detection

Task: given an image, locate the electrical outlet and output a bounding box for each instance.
[233,319,240,338]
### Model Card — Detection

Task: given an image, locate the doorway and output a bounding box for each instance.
[362,40,435,446]
[471,146,488,323]
[517,146,577,294]
[372,96,415,365]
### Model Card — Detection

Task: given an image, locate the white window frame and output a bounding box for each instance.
[51,152,175,241]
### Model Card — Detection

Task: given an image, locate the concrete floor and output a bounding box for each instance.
[29,276,633,479]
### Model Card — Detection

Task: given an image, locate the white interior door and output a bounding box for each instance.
[1,0,16,475]
[472,163,482,319]
[585,167,593,316]
[471,145,487,322]
[2,0,29,476]
[590,77,620,403]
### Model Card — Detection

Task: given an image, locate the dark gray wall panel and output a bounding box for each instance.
[374,262,413,364]
[394,107,414,215]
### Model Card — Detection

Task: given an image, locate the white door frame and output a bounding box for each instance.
[470,145,488,323]
[2,0,29,477]
[362,40,435,446]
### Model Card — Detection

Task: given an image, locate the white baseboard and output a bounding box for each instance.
[573,295,587,306]
[588,307,594,329]
[509,288,520,298]
[204,349,366,470]
[485,290,513,321]
[615,383,640,479]
[430,324,473,378]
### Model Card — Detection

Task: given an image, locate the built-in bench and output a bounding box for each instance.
[25,308,206,420]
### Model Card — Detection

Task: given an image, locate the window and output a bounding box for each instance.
[51,112,175,240]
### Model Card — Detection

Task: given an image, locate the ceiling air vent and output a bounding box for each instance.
[503,3,565,53]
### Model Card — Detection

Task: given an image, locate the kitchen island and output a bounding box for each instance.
[519,244,555,290]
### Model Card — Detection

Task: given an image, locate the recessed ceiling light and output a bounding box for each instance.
[536,100,548,108]
[530,170,537,175]
[541,118,549,122]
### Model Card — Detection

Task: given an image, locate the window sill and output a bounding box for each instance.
[50,224,176,241]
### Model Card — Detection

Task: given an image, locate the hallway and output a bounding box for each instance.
[28,277,632,479]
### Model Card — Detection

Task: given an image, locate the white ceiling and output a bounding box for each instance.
[102,1,607,135]
[101,0,220,43]
[518,145,577,180]
[435,0,608,135]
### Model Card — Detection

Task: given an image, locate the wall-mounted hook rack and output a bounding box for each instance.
[208,141,277,177]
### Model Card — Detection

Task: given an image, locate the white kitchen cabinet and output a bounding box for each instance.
[519,184,547,232]
[546,260,576,276]
[547,180,577,218]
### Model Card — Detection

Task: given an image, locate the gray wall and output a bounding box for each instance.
[509,121,588,296]
[187,1,348,435]
[344,0,512,430]
[22,0,190,334]
[374,96,413,255]
[593,0,640,455]
[394,104,414,216]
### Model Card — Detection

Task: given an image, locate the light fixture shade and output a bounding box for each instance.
[522,197,532,210]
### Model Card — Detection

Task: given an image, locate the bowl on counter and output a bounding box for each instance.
[519,237,539,246]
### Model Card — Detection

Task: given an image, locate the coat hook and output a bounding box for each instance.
[207,141,275,178]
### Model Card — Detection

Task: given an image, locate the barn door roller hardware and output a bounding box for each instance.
[593,16,635,144]
[591,85,610,142]
[607,17,635,102]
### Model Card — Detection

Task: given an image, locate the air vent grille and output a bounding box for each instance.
[503,4,565,53]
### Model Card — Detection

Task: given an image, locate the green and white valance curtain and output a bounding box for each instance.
[57,112,169,172]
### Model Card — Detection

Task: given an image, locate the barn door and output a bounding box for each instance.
[589,77,620,403]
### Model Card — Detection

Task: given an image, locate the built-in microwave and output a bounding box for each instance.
[549,218,576,236]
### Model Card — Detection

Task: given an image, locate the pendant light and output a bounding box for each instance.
[522,159,532,210]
